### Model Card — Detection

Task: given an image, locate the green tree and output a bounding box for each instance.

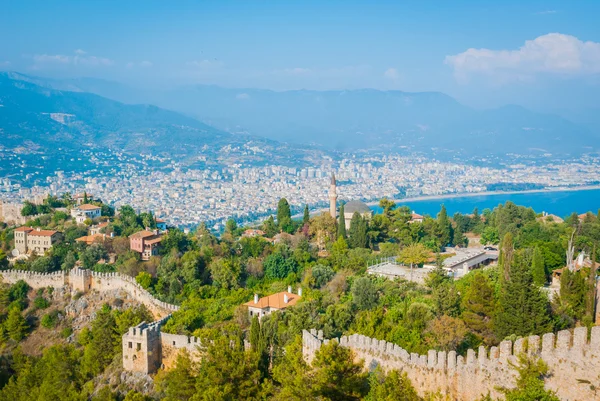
[303,204,310,225]
[436,205,453,247]
[501,355,559,401]
[249,316,261,352]
[61,251,76,271]
[272,336,312,401]
[498,232,515,283]
[135,271,153,289]
[399,243,430,281]
[352,277,378,310]
[495,251,551,339]
[338,203,347,239]
[20,201,37,217]
[5,307,29,341]
[192,328,263,401]
[208,257,242,289]
[225,218,238,235]
[277,198,293,233]
[264,247,298,280]
[366,368,421,401]
[263,216,278,238]
[531,246,546,286]
[348,212,368,249]
[155,351,197,401]
[461,271,496,344]
[81,304,118,378]
[311,340,368,400]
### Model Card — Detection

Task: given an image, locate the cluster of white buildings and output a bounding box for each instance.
[2,150,600,229]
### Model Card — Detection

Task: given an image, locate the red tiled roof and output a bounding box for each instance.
[129,230,157,239]
[244,291,301,310]
[15,226,58,236]
[76,234,107,244]
[77,204,101,210]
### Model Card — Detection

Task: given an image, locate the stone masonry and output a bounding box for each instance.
[303,328,600,401]
[0,267,203,375]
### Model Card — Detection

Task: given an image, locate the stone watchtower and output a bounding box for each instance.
[69,267,92,292]
[122,321,162,374]
[329,173,337,219]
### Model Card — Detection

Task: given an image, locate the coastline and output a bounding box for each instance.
[368,184,600,207]
[290,184,600,221]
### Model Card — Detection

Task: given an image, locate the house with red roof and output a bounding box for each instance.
[14,226,62,255]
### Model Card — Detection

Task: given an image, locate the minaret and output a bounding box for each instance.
[329,173,337,218]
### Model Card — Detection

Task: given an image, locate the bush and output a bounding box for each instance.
[34,296,50,309]
[60,326,73,338]
[41,311,59,329]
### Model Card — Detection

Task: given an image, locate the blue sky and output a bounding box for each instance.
[1,0,599,109]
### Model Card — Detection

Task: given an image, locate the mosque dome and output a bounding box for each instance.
[343,200,371,215]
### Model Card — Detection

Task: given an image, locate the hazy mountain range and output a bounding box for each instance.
[1,72,599,159]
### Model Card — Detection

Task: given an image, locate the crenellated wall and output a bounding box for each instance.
[0,268,178,319]
[303,327,600,401]
[121,314,202,374]
[0,269,66,289]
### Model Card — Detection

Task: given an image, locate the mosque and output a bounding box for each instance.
[328,173,373,229]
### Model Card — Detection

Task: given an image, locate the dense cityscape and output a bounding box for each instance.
[2,148,600,229]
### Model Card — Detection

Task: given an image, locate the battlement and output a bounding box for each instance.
[0,269,66,288]
[302,327,600,401]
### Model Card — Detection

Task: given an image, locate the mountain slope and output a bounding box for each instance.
[0,73,234,156]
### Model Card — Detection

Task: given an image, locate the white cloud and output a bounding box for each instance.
[140,60,153,68]
[445,33,600,83]
[236,93,250,100]
[31,50,114,69]
[384,67,400,81]
[535,10,557,15]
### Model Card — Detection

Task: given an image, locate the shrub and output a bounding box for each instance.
[41,311,59,329]
[34,296,50,309]
[60,326,73,339]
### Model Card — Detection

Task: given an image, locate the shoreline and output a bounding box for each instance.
[368,185,600,207]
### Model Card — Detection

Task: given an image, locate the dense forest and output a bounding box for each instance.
[0,193,598,400]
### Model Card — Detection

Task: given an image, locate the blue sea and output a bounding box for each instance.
[370,188,600,218]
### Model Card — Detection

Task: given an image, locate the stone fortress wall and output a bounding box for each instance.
[0,268,178,319]
[303,328,600,401]
[0,267,203,374]
[122,316,202,373]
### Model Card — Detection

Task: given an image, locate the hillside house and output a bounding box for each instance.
[71,204,102,224]
[130,230,163,261]
[13,226,62,255]
[244,286,302,319]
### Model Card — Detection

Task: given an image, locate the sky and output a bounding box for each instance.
[1,0,599,110]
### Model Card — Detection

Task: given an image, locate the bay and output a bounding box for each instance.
[369,188,600,218]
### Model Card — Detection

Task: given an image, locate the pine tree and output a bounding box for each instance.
[337,203,347,239]
[5,307,28,341]
[498,232,514,283]
[277,198,292,227]
[303,204,310,225]
[83,191,89,204]
[531,246,546,286]
[436,205,453,248]
[249,316,261,352]
[462,271,496,344]
[495,250,551,339]
[586,247,597,322]
[348,212,367,248]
